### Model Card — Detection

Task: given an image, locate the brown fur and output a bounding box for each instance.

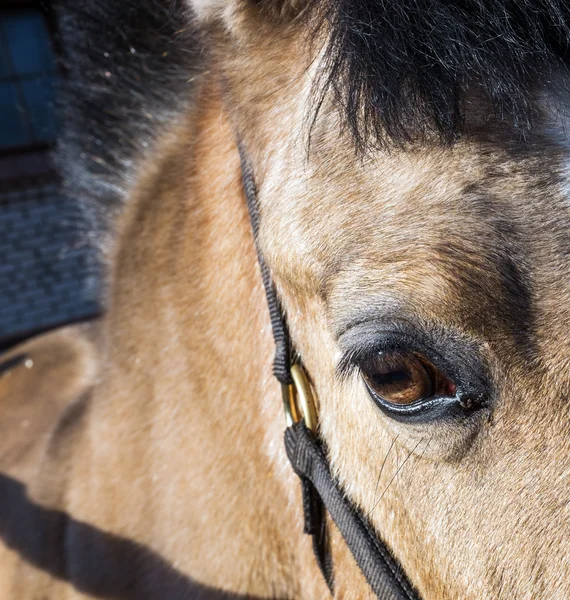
[2,2,570,598]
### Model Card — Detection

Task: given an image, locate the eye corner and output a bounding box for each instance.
[335,347,365,382]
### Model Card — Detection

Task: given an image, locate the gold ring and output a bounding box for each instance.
[281,363,318,433]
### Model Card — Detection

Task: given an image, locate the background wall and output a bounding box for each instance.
[0,0,101,349]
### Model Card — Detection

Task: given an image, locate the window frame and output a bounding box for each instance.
[0,0,58,155]
[0,0,60,180]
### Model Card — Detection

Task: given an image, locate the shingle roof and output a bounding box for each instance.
[0,181,101,348]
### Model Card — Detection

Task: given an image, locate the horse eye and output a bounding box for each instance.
[361,351,457,406]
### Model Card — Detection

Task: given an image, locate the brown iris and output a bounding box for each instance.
[361,351,456,405]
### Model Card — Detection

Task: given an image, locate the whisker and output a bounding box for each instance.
[403,435,433,484]
[368,437,424,516]
[366,434,399,519]
[415,436,433,466]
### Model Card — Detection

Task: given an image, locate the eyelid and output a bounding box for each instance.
[336,341,394,381]
[335,331,450,382]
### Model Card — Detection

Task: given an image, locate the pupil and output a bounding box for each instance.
[371,369,410,387]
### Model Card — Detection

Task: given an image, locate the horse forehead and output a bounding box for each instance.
[266,142,569,276]
[263,140,570,364]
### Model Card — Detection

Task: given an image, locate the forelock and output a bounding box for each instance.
[310,0,570,151]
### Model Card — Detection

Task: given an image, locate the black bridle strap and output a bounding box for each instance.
[286,422,420,600]
[239,145,334,589]
[239,145,421,599]
[239,145,293,386]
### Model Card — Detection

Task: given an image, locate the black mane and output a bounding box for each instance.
[315,0,570,149]
[55,0,200,231]
[55,0,570,207]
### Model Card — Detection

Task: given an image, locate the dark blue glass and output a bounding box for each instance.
[1,11,56,76]
[0,44,10,78]
[0,82,30,147]
[22,76,57,141]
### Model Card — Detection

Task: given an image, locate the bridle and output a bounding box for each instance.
[0,146,422,597]
[239,146,423,599]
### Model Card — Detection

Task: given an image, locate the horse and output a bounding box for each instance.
[2,0,570,597]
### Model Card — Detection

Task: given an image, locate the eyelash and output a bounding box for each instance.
[336,342,406,381]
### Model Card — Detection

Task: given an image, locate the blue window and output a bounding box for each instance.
[0,8,58,150]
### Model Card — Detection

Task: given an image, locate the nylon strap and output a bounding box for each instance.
[239,145,422,599]
[238,146,293,386]
[286,422,421,600]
